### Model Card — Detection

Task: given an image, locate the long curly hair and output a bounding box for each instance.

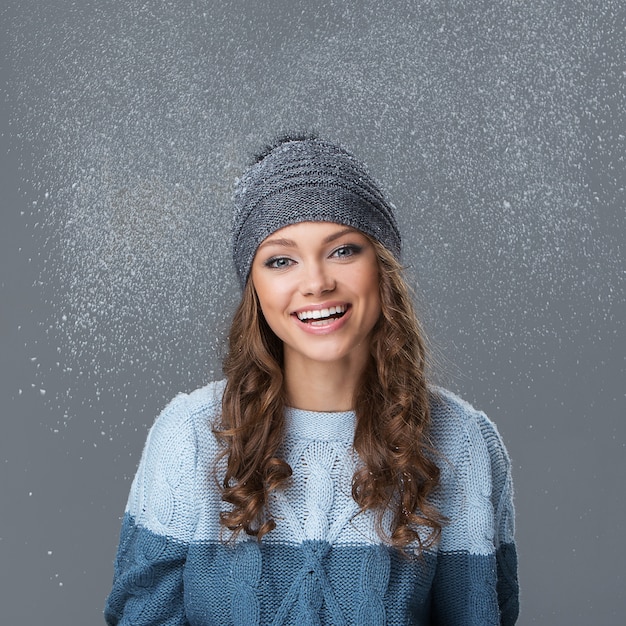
[214,238,445,551]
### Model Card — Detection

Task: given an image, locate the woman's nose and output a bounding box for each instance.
[300,261,336,296]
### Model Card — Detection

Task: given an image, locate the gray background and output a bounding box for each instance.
[1,0,624,623]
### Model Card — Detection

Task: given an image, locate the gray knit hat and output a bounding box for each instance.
[232,137,401,287]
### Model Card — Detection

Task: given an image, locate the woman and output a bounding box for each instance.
[105,135,519,625]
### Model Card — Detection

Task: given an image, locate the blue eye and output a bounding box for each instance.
[332,244,362,258]
[264,256,293,269]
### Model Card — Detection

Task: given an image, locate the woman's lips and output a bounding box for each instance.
[291,304,352,334]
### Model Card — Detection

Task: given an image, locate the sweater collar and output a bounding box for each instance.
[284,406,356,442]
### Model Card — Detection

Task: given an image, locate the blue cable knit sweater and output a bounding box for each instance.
[105,381,519,625]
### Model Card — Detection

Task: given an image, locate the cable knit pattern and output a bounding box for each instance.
[231,540,262,625]
[105,381,519,625]
[356,545,390,624]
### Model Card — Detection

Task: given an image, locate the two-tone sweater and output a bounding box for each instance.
[105,380,519,625]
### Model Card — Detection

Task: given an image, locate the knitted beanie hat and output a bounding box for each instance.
[232,137,401,287]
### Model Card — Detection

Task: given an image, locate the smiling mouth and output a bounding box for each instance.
[295,305,349,325]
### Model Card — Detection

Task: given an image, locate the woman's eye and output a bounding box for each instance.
[265,256,293,269]
[333,244,361,258]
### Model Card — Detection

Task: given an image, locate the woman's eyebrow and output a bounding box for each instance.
[257,237,296,250]
[322,227,359,243]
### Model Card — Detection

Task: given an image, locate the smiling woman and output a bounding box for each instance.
[251,222,382,402]
[105,135,519,625]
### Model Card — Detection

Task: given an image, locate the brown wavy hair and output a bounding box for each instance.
[214,238,445,551]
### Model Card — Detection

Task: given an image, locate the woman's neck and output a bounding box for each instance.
[283,352,367,412]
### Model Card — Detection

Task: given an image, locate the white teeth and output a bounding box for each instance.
[296,305,346,321]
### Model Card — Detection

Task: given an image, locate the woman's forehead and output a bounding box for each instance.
[258,221,363,247]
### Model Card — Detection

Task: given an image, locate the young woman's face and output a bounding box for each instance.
[251,221,381,369]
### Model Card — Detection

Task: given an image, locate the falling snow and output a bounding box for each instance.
[3,2,625,624]
[6,0,624,420]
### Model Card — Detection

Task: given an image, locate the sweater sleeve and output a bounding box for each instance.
[428,390,519,626]
[104,393,198,626]
[474,411,520,625]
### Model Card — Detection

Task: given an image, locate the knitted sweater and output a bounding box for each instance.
[104,381,519,625]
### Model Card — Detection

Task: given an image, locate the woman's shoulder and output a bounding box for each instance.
[152,379,225,433]
[185,378,226,418]
[427,385,512,477]
[137,379,226,476]
[429,386,498,434]
[428,385,482,435]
